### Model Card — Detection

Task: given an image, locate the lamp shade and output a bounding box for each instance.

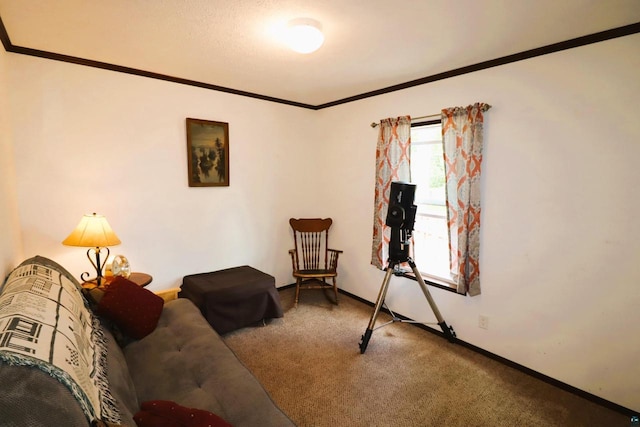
[62,213,121,248]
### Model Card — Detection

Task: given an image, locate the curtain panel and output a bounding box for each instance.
[441,103,490,296]
[370,116,411,269]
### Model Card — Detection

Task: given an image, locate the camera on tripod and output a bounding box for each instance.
[385,181,417,263]
[359,180,456,353]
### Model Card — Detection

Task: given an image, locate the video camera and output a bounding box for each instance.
[385,181,417,263]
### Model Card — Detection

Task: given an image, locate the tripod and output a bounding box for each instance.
[359,230,457,354]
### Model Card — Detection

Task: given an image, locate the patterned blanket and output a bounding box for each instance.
[0,257,119,424]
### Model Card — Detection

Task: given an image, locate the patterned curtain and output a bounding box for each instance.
[371,116,411,269]
[441,103,490,295]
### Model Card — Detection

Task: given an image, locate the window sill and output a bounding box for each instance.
[399,271,461,295]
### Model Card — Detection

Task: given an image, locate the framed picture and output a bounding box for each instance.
[186,118,229,187]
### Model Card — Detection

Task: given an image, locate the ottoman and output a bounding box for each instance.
[179,265,284,334]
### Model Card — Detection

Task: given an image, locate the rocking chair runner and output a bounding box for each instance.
[288,218,343,306]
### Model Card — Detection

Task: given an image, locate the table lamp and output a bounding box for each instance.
[62,213,121,286]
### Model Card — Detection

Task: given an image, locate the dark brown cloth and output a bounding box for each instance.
[180,265,284,334]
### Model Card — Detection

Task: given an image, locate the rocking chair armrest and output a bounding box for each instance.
[328,248,343,270]
[289,249,297,270]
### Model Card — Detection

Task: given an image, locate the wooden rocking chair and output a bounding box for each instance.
[288,218,343,307]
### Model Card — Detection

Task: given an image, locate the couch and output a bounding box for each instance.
[0,256,294,427]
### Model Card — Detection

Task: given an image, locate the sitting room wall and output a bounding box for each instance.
[318,33,640,412]
[0,47,22,278]
[5,53,320,291]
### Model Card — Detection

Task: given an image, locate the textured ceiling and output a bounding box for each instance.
[1,0,639,107]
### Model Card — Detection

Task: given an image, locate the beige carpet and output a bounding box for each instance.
[223,288,627,426]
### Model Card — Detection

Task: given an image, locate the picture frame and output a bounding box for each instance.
[186,118,230,187]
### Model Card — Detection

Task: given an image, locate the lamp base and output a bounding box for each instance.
[80,246,110,286]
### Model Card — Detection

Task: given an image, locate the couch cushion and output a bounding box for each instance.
[124,298,294,427]
[97,277,164,340]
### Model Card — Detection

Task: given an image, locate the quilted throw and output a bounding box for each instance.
[0,259,119,424]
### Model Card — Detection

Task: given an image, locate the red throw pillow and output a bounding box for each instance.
[97,277,164,339]
[134,400,232,427]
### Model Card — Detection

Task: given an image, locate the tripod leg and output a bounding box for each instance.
[359,266,394,353]
[408,259,457,343]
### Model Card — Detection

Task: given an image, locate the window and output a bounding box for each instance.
[410,121,455,288]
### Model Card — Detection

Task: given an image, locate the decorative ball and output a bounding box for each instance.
[111,255,131,278]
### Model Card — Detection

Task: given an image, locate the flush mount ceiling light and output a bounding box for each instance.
[284,18,324,54]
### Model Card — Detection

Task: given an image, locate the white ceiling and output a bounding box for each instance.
[1,0,639,107]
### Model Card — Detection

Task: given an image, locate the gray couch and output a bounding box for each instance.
[0,256,294,426]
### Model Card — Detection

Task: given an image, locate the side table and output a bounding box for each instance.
[82,272,153,289]
[121,272,153,287]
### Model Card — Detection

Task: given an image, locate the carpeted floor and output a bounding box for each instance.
[223,288,628,426]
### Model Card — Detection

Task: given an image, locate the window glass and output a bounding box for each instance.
[410,122,453,283]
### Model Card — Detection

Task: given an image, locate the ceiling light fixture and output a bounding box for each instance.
[285,18,324,54]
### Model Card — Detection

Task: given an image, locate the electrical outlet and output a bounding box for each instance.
[478,315,489,330]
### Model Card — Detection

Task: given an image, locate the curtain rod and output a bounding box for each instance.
[370,113,440,128]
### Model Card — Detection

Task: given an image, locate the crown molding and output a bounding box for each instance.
[1,15,638,110]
